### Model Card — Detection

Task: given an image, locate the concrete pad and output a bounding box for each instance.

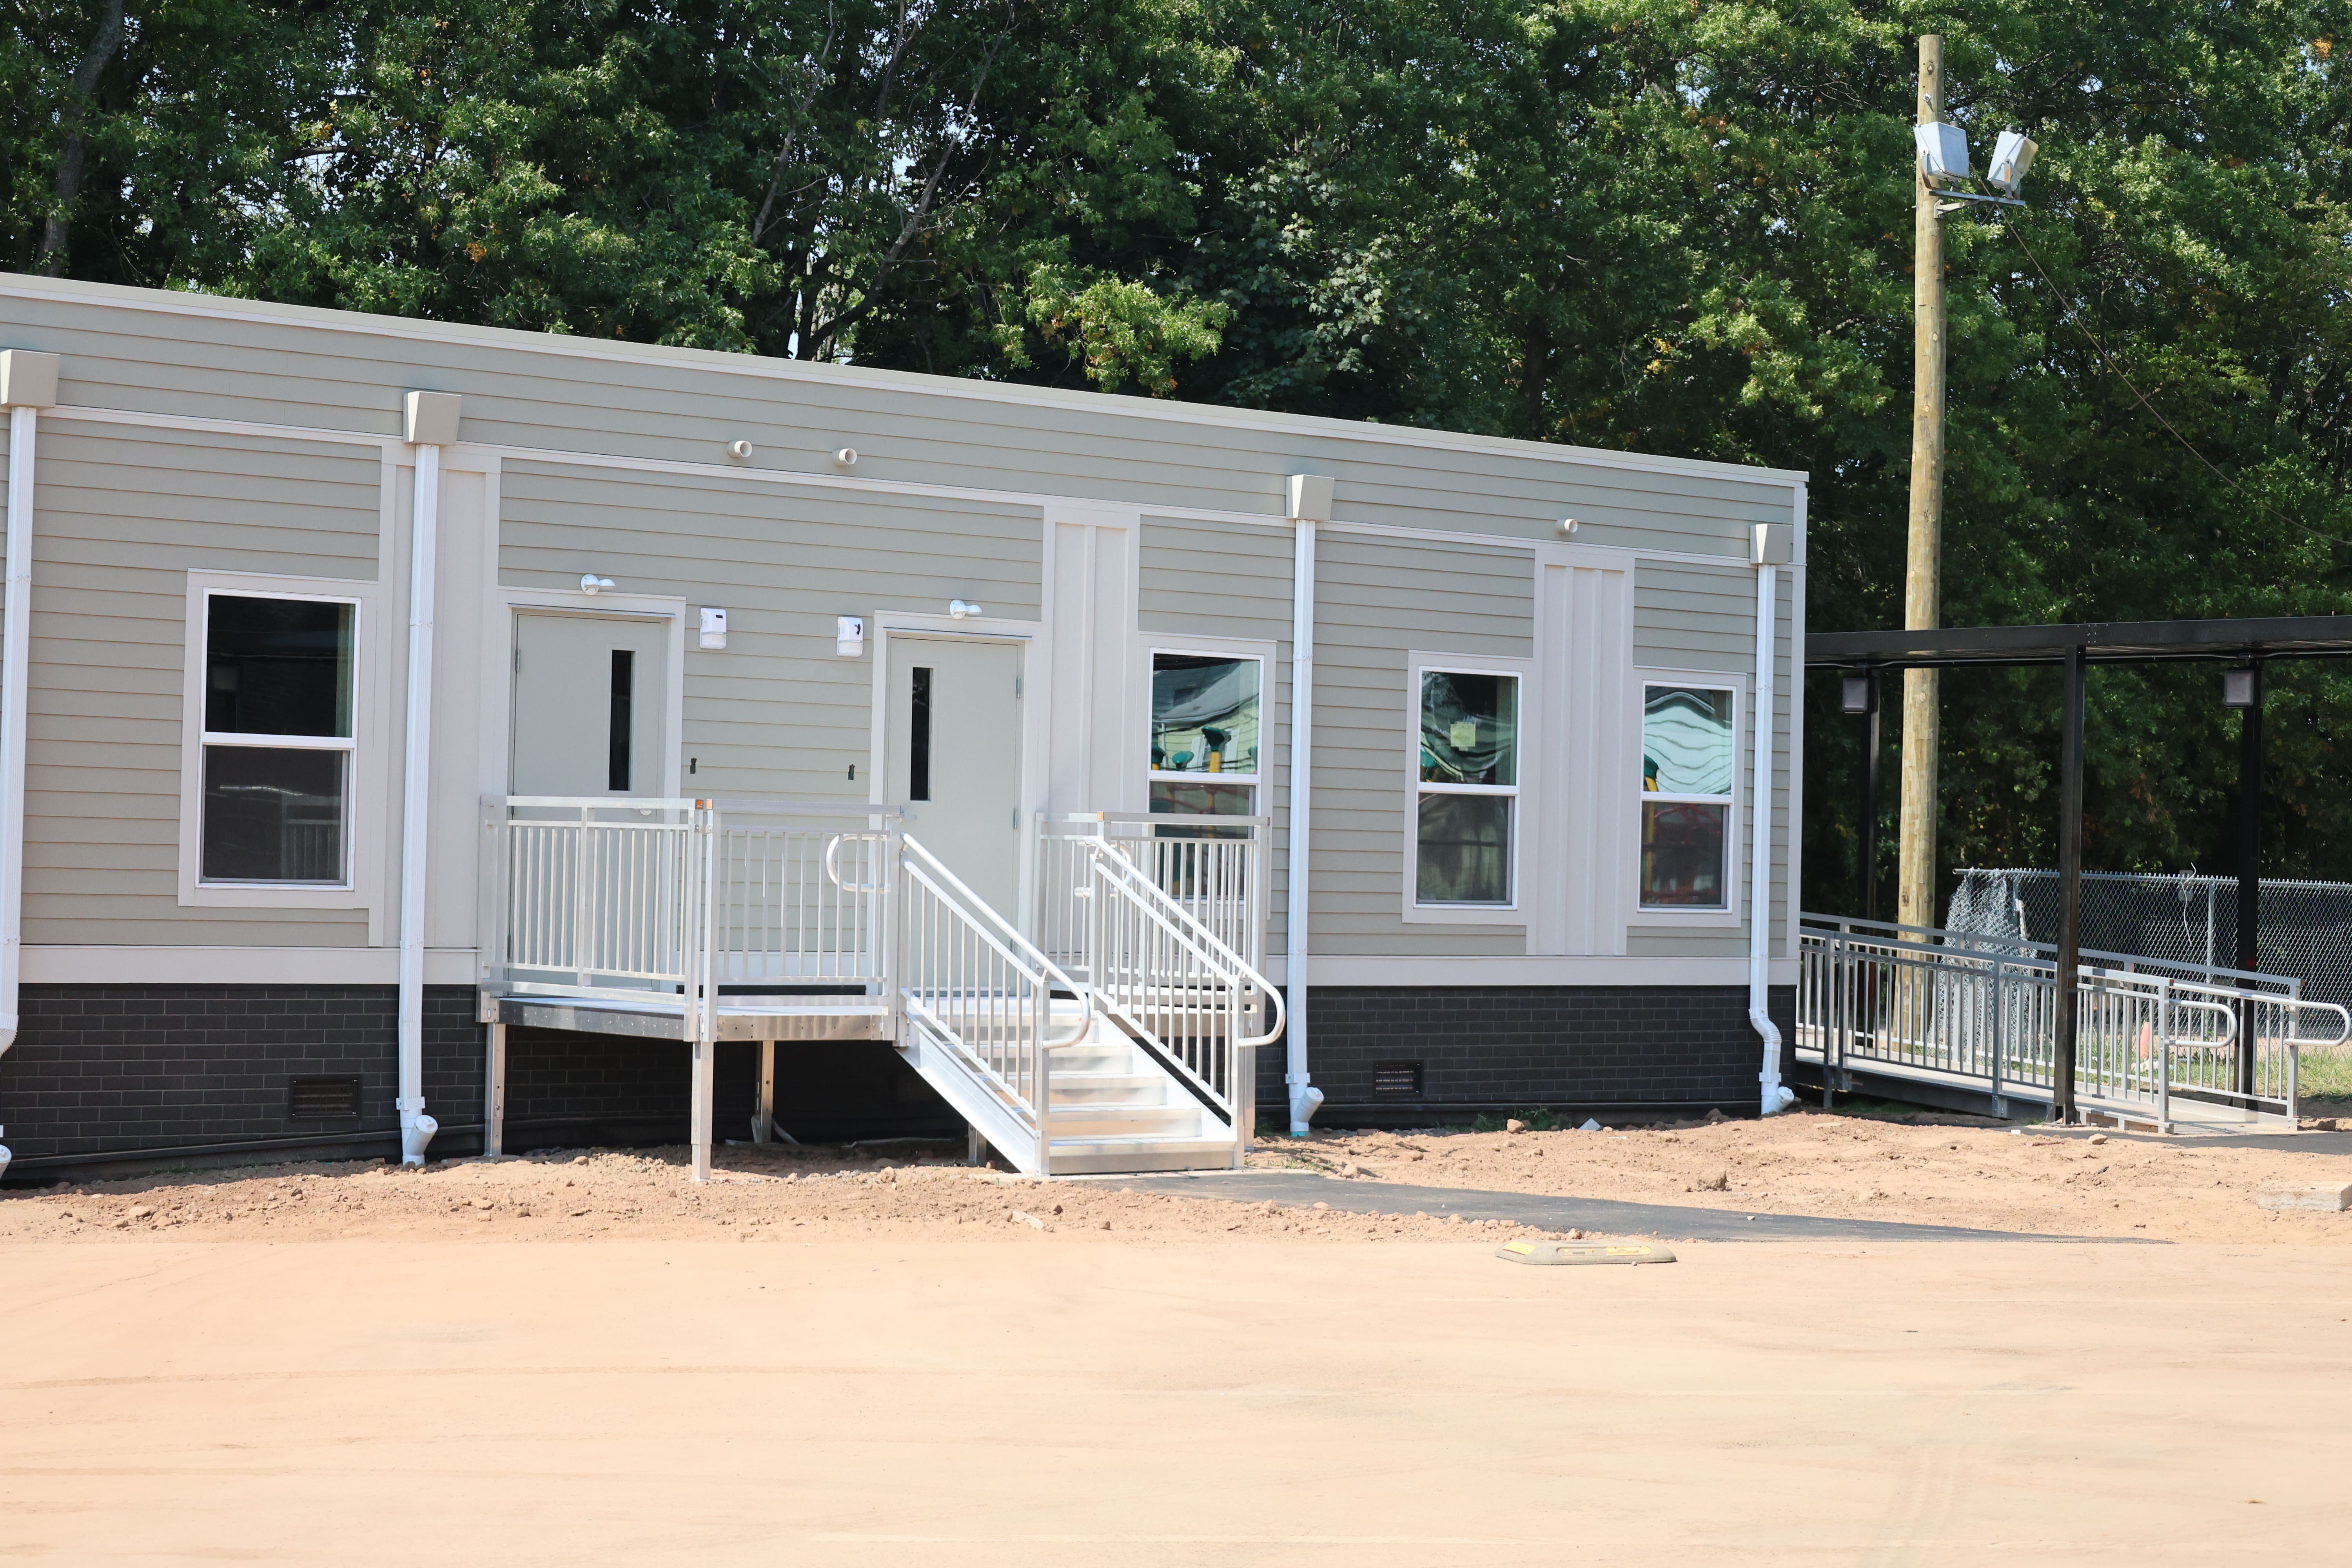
[2256,1182,2352,1211]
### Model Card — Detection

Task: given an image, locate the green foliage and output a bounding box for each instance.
[13,0,2352,891]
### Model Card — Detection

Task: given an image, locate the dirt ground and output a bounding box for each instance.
[9,1111,2352,1564]
[5,1103,2351,1245]
[5,1236,2349,1566]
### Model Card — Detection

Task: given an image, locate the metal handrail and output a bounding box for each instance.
[1798,914,2348,1127]
[1083,840,1286,1048]
[900,834,1093,1045]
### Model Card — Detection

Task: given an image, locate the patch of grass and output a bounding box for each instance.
[2297,1051,2352,1100]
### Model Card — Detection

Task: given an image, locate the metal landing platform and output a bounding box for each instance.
[493,993,893,1042]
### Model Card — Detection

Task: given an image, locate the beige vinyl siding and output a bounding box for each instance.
[501,460,1040,800]
[6,276,1793,561]
[1139,515,1296,958]
[19,422,379,944]
[1312,532,1534,956]
[1627,563,1793,955]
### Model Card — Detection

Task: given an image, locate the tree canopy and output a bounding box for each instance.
[11,0,2352,906]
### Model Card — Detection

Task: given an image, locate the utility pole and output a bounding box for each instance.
[1898,35,1947,933]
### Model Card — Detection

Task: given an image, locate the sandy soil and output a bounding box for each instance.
[0,1140,1543,1246]
[1247,1107,2352,1243]
[5,1237,2349,1566]
[6,1105,2352,1245]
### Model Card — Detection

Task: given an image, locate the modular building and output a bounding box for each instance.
[0,274,1805,1182]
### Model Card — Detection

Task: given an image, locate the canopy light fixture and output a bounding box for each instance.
[1841,675,1876,716]
[2222,668,2259,709]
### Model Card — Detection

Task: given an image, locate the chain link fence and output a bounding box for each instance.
[1948,867,2352,1011]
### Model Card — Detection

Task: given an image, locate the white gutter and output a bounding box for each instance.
[0,352,58,1182]
[396,392,459,1163]
[1750,523,1795,1116]
[1283,474,1330,1135]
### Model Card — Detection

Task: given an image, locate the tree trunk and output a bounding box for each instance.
[37,0,129,274]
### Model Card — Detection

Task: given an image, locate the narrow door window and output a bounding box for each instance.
[608,650,634,791]
[1416,669,1518,905]
[200,593,357,884]
[909,666,933,801]
[1639,684,1736,909]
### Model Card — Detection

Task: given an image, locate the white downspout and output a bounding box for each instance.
[0,351,58,1184]
[397,392,459,1163]
[1750,523,1795,1116]
[1283,474,1330,1135]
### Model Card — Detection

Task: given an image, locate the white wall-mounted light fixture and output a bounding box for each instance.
[699,607,728,649]
[1557,517,1579,536]
[726,439,754,460]
[832,447,858,467]
[837,615,866,657]
[948,599,983,620]
[2222,668,2259,709]
[580,573,615,595]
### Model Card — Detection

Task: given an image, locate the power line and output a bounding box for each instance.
[2004,216,2352,552]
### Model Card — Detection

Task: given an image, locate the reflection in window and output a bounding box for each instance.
[201,593,356,884]
[1641,685,1734,909]
[1150,652,1261,817]
[1416,669,1518,906]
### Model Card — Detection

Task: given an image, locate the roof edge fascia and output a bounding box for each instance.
[0,273,1809,490]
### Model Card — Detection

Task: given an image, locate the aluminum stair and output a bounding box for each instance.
[1037,1011,1236,1175]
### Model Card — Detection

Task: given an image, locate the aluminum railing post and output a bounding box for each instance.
[1989,960,2006,1117]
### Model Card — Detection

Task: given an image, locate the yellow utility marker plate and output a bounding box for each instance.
[1496,1239,1677,1266]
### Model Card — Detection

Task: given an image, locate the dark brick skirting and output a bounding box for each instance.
[1254,984,1799,1125]
[0,984,962,1177]
[1,980,1797,1175]
[0,984,481,1171]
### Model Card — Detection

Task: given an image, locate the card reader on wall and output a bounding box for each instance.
[699,607,728,649]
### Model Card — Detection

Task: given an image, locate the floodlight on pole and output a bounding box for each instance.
[1913,122,1970,185]
[1986,130,2038,197]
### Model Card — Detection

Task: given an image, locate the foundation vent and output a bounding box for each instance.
[1373,1061,1424,1098]
[288,1076,363,1121]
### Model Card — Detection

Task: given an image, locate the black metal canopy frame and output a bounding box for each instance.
[1809,615,2352,1123]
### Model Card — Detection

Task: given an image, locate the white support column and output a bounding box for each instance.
[483,1021,507,1156]
[396,390,460,1165]
[690,1039,715,1181]
[751,1039,775,1143]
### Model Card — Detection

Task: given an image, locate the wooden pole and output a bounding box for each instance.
[1898,35,1947,933]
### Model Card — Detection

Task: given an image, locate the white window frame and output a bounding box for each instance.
[1145,642,1268,817]
[1404,654,1531,924]
[1633,670,1743,926]
[178,572,387,909]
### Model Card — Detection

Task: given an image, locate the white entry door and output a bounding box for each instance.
[886,636,1024,914]
[510,612,672,797]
